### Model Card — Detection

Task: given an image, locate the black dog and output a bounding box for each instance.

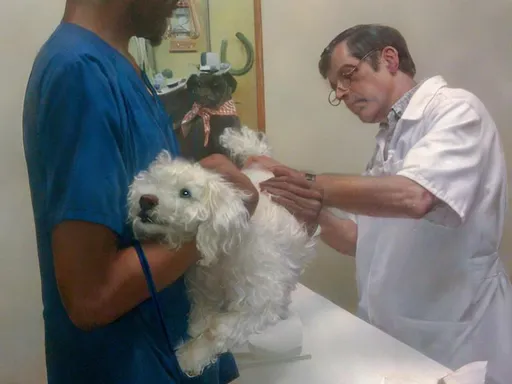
[176,71,242,162]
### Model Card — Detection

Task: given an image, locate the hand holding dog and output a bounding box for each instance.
[244,155,283,171]
[260,166,323,236]
[200,154,259,215]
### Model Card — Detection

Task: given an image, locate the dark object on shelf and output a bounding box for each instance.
[162,69,174,78]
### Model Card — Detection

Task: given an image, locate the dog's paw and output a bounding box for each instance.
[176,337,218,377]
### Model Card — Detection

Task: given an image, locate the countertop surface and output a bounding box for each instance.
[232,284,451,384]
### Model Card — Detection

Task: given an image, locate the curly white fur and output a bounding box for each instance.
[127,126,317,377]
[218,126,272,169]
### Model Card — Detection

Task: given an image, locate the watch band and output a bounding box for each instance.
[304,172,316,182]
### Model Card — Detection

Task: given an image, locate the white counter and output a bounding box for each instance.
[233,284,451,384]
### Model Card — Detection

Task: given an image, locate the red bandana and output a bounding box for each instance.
[181,99,238,146]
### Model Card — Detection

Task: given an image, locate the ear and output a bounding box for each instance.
[146,149,173,171]
[195,178,251,266]
[156,149,172,163]
[186,74,200,90]
[381,46,399,74]
[223,73,237,94]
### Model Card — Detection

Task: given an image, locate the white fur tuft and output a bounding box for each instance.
[219,126,272,168]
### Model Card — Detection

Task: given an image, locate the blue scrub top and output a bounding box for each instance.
[22,22,238,384]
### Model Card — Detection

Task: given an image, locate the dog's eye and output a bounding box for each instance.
[179,188,192,198]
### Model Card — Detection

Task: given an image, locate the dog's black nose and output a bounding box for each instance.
[139,194,159,212]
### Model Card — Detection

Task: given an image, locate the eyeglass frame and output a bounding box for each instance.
[326,48,380,106]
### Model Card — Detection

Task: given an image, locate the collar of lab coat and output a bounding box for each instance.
[400,75,447,121]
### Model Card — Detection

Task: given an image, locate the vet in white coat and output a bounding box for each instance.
[353,76,512,384]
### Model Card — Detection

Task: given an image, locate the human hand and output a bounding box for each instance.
[200,153,242,181]
[260,166,323,236]
[199,154,259,215]
[244,155,283,171]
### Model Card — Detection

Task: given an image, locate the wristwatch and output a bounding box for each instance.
[303,171,321,237]
[304,172,316,182]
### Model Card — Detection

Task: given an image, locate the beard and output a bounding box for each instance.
[146,19,168,47]
[127,0,176,46]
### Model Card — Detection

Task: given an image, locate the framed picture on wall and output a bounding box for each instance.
[165,0,208,53]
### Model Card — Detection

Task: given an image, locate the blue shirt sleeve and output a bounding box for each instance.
[40,55,129,236]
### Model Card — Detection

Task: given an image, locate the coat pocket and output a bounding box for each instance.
[382,313,471,367]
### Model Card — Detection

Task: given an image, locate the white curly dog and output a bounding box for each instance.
[127,126,318,377]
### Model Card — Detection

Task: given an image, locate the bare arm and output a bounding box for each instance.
[257,100,486,223]
[52,221,199,331]
[317,209,357,256]
[314,174,436,219]
[251,158,436,223]
[260,168,435,220]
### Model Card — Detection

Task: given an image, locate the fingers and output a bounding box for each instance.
[270,195,304,217]
[262,174,312,190]
[260,178,323,201]
[263,186,313,209]
[260,171,324,232]
[263,183,323,218]
[270,166,297,177]
[270,194,321,234]
[263,187,323,212]
[268,167,307,181]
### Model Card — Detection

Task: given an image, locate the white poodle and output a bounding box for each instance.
[127,126,318,377]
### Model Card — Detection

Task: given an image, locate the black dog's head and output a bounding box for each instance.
[186,72,238,109]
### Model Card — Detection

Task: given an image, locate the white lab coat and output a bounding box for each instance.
[354,76,512,384]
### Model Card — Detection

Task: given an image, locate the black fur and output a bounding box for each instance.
[176,72,242,162]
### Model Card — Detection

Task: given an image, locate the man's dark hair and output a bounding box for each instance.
[318,24,416,79]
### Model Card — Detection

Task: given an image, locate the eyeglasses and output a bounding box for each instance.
[328,49,379,106]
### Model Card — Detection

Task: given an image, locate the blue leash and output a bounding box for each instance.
[135,73,184,381]
[133,240,183,383]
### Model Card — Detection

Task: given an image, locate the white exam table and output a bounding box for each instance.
[232,284,451,384]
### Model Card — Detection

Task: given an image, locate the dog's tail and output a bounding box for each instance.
[219,126,272,168]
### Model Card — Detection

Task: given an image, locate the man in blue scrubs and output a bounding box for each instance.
[22,1,258,383]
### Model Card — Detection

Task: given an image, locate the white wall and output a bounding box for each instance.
[1,0,512,382]
[260,0,512,311]
[0,1,64,383]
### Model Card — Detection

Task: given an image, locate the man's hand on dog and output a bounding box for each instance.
[247,156,323,236]
[200,154,259,215]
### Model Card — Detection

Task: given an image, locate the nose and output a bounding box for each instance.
[139,194,159,212]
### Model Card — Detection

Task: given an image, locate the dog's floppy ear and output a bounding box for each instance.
[195,178,250,266]
[223,73,237,94]
[186,74,200,90]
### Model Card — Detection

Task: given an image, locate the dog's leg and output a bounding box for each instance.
[187,306,211,338]
[176,308,282,377]
[184,268,225,339]
[176,311,240,377]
